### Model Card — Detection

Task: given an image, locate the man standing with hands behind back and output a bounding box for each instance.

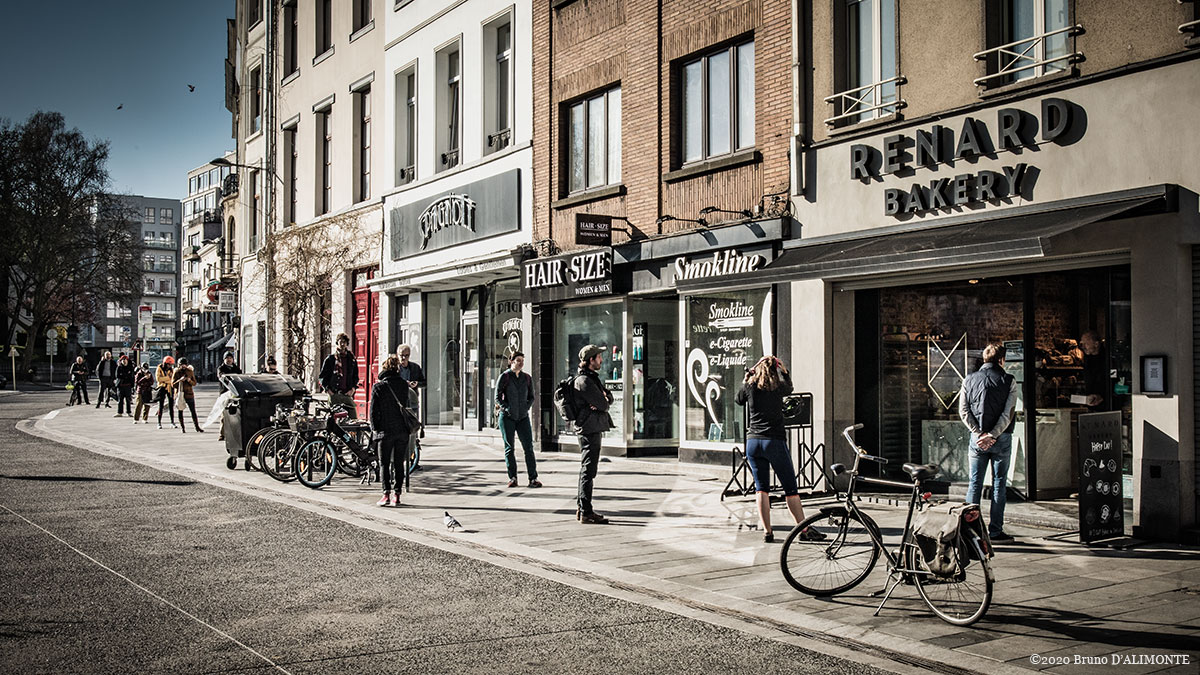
[958,343,1019,541]
[574,344,614,524]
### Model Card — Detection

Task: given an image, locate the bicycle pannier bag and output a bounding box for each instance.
[912,502,974,578]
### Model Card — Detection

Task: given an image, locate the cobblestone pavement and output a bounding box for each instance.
[20,384,1200,674]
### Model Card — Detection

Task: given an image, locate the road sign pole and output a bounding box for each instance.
[49,353,53,386]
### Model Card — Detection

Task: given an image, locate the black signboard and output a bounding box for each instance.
[575,213,612,246]
[521,248,613,304]
[1077,411,1124,543]
[389,169,521,259]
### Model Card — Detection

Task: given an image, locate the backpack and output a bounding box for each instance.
[553,374,581,421]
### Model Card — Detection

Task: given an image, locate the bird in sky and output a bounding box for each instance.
[116,104,123,110]
[443,511,462,531]
[187,84,195,92]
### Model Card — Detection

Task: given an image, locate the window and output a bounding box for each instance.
[316,0,332,56]
[485,16,513,153]
[995,0,1071,83]
[318,108,332,214]
[283,2,298,77]
[106,325,130,343]
[205,192,215,210]
[437,43,461,171]
[248,0,261,26]
[189,233,199,248]
[357,87,371,201]
[159,208,173,223]
[143,207,156,223]
[681,40,754,164]
[161,325,173,338]
[353,0,372,33]
[396,67,417,185]
[209,168,219,186]
[189,176,198,194]
[251,65,263,134]
[144,278,155,293]
[184,201,192,219]
[284,125,298,225]
[832,0,899,125]
[566,86,621,193]
[107,302,120,319]
[250,170,260,250]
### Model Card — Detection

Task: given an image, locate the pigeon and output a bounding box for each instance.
[443,511,462,531]
[187,84,195,92]
[116,104,123,110]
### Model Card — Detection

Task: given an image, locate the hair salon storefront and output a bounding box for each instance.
[372,168,532,433]
[523,220,788,464]
[685,60,1200,541]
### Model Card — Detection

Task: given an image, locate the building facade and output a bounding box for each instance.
[370,0,535,434]
[179,154,236,379]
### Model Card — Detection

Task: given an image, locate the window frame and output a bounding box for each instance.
[316,0,333,57]
[250,64,263,134]
[395,65,418,185]
[437,42,463,171]
[283,2,299,77]
[284,125,298,225]
[678,39,755,167]
[564,85,622,195]
[484,14,514,153]
[318,108,333,215]
[357,86,372,202]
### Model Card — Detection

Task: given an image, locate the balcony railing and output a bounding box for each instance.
[143,263,176,273]
[143,238,177,250]
[153,310,176,320]
[487,128,511,150]
[973,24,1084,87]
[222,173,239,197]
[824,76,907,127]
[1181,18,1200,36]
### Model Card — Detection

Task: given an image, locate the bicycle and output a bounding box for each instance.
[293,404,380,489]
[779,424,994,626]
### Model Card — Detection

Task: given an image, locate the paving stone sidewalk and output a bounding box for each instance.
[27,385,1200,675]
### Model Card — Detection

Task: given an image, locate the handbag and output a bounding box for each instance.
[175,388,187,410]
[382,380,422,434]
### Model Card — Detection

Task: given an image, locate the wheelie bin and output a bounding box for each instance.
[221,374,308,470]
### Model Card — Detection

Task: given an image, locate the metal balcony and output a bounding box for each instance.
[973,24,1084,87]
[824,76,907,127]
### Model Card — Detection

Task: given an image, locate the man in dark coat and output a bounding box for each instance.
[114,354,136,416]
[958,342,1018,541]
[573,344,614,524]
[69,356,90,406]
[95,351,117,408]
[319,333,359,418]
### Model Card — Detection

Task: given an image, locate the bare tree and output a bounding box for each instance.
[0,112,141,373]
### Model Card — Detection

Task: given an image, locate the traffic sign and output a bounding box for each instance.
[46,340,57,356]
[46,328,58,340]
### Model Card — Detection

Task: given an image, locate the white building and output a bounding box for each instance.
[180,153,235,379]
[371,0,534,434]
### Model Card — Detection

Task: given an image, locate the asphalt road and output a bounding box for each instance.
[0,391,890,675]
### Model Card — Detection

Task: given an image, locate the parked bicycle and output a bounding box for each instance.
[779,424,994,626]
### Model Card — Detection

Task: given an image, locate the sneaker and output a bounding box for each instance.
[377,493,391,507]
[389,493,399,507]
[764,531,775,543]
[171,423,177,429]
[157,423,163,429]
[580,512,609,525]
[132,420,138,425]
[114,413,122,417]
[529,479,543,488]
[990,531,1014,541]
[798,527,828,542]
[506,478,518,488]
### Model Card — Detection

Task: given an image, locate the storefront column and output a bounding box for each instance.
[1130,221,1197,539]
[789,279,833,455]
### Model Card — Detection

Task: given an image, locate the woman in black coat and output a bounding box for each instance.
[370,354,411,507]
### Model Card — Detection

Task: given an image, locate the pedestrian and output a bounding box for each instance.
[94,351,117,408]
[370,354,411,507]
[497,351,540,489]
[216,352,242,440]
[319,333,359,418]
[958,342,1018,541]
[155,356,178,429]
[396,344,426,459]
[114,354,135,416]
[133,363,154,423]
[171,358,204,434]
[69,356,90,406]
[260,356,279,374]
[573,344,614,524]
[735,355,823,543]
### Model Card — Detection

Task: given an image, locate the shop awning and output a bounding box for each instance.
[675,186,1172,293]
[207,333,233,352]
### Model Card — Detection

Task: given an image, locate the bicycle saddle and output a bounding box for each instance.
[902,463,940,481]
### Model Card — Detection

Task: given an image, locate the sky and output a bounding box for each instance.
[0,1,235,203]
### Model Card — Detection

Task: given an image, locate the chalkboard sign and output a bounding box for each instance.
[1077,411,1124,543]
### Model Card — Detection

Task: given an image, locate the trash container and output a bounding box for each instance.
[221,373,308,470]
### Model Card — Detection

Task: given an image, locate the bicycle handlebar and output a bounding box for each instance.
[841,423,888,465]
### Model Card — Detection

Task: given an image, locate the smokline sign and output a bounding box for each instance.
[389,169,520,259]
[849,98,1083,217]
[673,249,766,282]
[521,249,613,303]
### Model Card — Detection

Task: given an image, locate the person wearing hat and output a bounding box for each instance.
[154,356,178,429]
[260,356,280,374]
[573,344,615,524]
[216,352,242,440]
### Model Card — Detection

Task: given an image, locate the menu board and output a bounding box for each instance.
[683,289,772,442]
[1077,411,1124,542]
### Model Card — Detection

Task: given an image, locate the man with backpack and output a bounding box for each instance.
[568,344,614,524]
[496,351,539,489]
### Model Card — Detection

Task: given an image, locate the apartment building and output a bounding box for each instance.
[523,0,795,460]
[179,154,236,379]
[676,1,1200,540]
[370,0,534,433]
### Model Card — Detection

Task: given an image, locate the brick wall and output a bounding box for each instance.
[533,0,793,252]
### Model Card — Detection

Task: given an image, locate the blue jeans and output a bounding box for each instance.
[965,432,1012,536]
[745,437,799,496]
[498,412,537,481]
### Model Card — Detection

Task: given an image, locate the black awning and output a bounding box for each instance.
[675,187,1171,293]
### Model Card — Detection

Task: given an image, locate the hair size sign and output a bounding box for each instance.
[847,98,1084,217]
[521,249,613,304]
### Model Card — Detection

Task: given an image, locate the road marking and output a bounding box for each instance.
[0,502,293,674]
[44,409,59,420]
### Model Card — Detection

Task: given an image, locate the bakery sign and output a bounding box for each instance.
[521,248,613,303]
[849,97,1084,217]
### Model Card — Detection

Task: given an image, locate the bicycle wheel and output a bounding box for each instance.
[781,510,881,597]
[258,429,298,483]
[294,438,338,489]
[406,438,421,476]
[243,426,276,472]
[907,532,993,626]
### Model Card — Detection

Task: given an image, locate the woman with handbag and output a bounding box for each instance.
[735,356,825,544]
[370,354,411,507]
[171,358,204,434]
[154,356,178,429]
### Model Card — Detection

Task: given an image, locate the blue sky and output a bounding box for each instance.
[0,1,235,202]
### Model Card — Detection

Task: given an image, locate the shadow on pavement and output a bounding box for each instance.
[0,474,196,487]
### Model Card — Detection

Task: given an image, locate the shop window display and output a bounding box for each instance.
[485,280,522,428]
[553,301,623,440]
[630,299,679,441]
[426,290,462,426]
[683,289,772,443]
